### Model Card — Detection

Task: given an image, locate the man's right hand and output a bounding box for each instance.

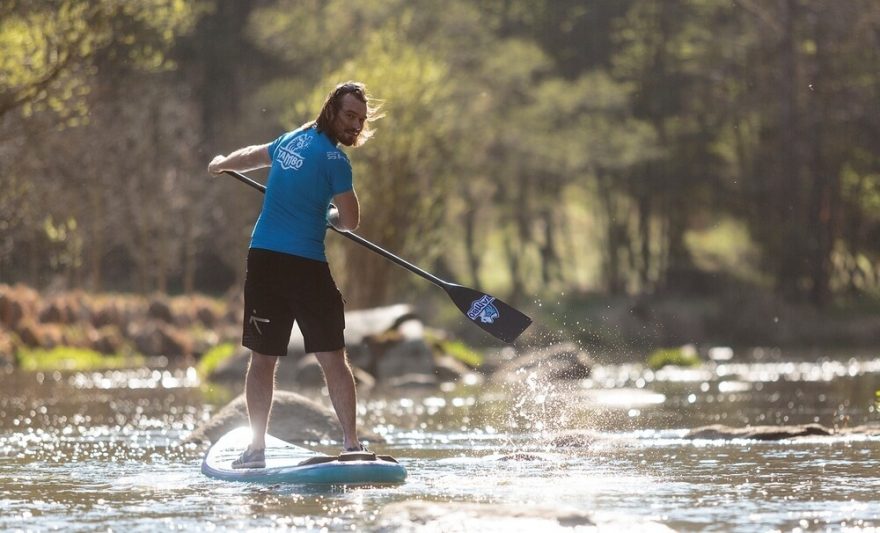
[207,155,227,176]
[326,204,341,229]
[330,190,360,231]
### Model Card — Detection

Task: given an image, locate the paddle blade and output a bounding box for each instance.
[444,284,532,343]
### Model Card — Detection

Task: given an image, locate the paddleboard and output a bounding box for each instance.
[201,427,406,484]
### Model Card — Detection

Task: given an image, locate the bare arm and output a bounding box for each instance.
[207,143,272,175]
[330,190,360,231]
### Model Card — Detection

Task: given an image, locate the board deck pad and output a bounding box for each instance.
[201,427,406,484]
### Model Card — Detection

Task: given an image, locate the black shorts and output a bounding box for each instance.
[242,248,345,356]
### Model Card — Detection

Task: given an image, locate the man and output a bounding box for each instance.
[207,81,380,468]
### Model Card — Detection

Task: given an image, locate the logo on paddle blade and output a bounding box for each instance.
[467,295,500,324]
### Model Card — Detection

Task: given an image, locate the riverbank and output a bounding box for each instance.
[0,283,237,369]
[3,282,880,372]
[520,285,880,360]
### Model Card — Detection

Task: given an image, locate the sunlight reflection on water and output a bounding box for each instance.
[0,353,878,531]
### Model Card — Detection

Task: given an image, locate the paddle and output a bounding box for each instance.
[222,170,532,343]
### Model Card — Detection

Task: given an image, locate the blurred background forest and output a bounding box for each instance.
[2,0,880,349]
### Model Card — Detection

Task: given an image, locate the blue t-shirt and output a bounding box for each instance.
[250,126,353,262]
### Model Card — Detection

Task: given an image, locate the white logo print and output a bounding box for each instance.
[467,296,500,324]
[249,310,270,335]
[277,134,312,170]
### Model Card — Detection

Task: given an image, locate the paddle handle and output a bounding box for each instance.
[331,228,448,287]
[222,170,448,288]
[224,169,266,194]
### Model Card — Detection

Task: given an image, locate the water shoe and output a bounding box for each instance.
[231,446,265,469]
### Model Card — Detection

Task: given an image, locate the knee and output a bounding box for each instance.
[315,350,348,372]
[250,353,278,373]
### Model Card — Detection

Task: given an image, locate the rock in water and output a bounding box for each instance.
[185,390,384,445]
[685,424,832,440]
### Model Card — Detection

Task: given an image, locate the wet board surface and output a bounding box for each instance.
[201,427,407,485]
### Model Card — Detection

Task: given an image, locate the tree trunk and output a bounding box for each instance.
[596,170,626,295]
[805,6,836,307]
[463,205,483,290]
[636,187,652,290]
[775,0,806,299]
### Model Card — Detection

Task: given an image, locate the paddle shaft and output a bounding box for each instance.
[222,170,448,288]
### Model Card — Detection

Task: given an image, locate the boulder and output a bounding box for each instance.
[839,423,880,437]
[39,298,73,324]
[432,354,471,383]
[549,430,601,448]
[275,353,374,389]
[207,304,427,386]
[185,390,384,445]
[0,329,16,366]
[147,296,175,324]
[91,298,143,330]
[88,325,127,355]
[17,319,64,348]
[355,318,436,382]
[685,424,832,440]
[495,452,547,461]
[208,344,251,382]
[489,342,593,386]
[128,321,193,356]
[385,373,438,389]
[351,366,376,390]
[0,284,39,329]
[289,353,325,386]
[194,301,221,328]
[374,338,436,381]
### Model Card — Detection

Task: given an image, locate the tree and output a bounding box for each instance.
[0,0,201,290]
[735,0,880,304]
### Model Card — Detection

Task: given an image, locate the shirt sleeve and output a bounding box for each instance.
[327,152,353,195]
[267,132,288,161]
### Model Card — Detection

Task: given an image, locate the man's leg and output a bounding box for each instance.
[246,351,279,450]
[315,349,360,450]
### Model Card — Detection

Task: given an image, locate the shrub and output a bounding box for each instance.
[16,346,141,371]
[438,339,483,368]
[196,342,237,378]
[646,346,701,371]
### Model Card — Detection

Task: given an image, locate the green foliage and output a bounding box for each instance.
[841,161,880,224]
[646,346,701,371]
[437,339,484,368]
[302,25,465,304]
[0,0,201,123]
[16,346,142,372]
[3,0,880,311]
[43,215,83,274]
[196,342,237,379]
[684,217,765,284]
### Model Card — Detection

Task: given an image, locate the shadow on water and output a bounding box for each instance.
[1,348,879,531]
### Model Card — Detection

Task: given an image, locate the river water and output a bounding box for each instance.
[1,349,879,532]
